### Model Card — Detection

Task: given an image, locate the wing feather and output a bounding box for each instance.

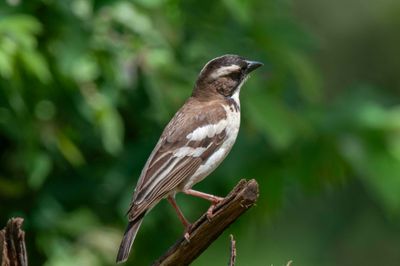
[127,99,228,221]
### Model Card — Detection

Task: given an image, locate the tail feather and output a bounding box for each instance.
[116,214,145,263]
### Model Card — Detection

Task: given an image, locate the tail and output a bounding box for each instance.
[116,213,145,263]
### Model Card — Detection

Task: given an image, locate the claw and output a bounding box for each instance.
[184,232,190,242]
[206,204,216,221]
[211,196,224,204]
[183,224,192,243]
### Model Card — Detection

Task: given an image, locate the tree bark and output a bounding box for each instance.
[0,217,28,266]
[152,179,259,266]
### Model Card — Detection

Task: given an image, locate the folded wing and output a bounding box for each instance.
[127,99,228,221]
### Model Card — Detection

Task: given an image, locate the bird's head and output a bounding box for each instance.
[192,54,263,99]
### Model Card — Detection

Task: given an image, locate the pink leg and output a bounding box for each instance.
[183,189,224,219]
[183,189,224,203]
[167,196,191,241]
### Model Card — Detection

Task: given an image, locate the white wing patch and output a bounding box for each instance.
[210,64,241,80]
[186,119,228,141]
[183,103,241,190]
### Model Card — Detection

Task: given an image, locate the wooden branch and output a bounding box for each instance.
[152,179,259,266]
[228,234,236,266]
[0,217,28,266]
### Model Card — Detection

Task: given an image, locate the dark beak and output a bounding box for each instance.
[245,60,263,73]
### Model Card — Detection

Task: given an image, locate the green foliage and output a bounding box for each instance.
[1,0,400,265]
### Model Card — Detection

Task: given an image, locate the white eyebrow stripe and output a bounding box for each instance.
[210,65,241,79]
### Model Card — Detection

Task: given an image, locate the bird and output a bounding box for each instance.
[116,54,262,263]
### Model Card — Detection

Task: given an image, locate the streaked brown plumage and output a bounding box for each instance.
[117,55,262,263]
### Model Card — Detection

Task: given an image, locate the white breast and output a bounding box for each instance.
[183,96,241,190]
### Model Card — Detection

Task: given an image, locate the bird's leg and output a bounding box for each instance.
[183,189,224,203]
[167,196,192,242]
[183,189,224,220]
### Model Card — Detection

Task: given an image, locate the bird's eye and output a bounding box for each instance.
[227,71,241,80]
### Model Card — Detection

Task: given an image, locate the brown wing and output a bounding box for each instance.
[127,98,228,221]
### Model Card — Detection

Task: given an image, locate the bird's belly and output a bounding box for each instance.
[182,109,240,190]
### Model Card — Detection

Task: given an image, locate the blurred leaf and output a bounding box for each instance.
[356,102,400,131]
[58,208,99,236]
[98,106,124,155]
[0,176,25,198]
[246,92,311,149]
[80,85,124,155]
[0,49,13,77]
[34,100,56,121]
[286,51,322,102]
[222,0,252,24]
[57,132,85,166]
[387,132,400,161]
[113,2,152,34]
[28,152,52,189]
[19,50,52,83]
[340,136,400,213]
[0,14,42,40]
[80,227,121,264]
[43,239,101,266]
[33,195,65,229]
[71,0,93,19]
[0,14,50,82]
[72,55,99,83]
[135,0,166,9]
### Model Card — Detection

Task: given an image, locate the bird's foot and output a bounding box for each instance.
[206,197,223,221]
[184,232,190,242]
[206,205,216,221]
[183,224,193,243]
[211,195,224,203]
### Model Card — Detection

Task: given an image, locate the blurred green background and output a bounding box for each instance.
[1,0,400,265]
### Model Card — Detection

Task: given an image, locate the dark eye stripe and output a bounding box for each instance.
[228,71,241,80]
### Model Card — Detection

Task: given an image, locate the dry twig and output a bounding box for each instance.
[228,234,236,266]
[153,179,259,266]
[0,217,28,266]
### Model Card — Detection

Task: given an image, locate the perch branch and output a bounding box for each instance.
[0,217,28,266]
[152,179,259,266]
